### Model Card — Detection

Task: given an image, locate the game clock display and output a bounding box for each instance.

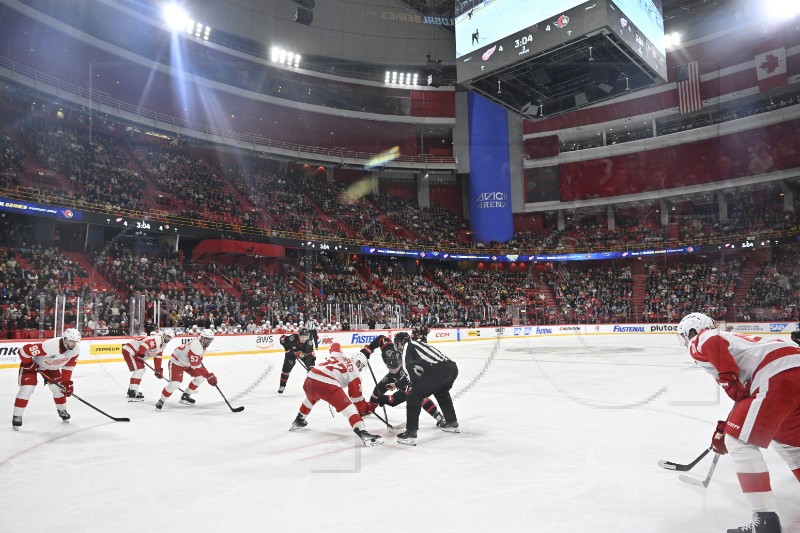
[456,0,607,84]
[456,0,665,84]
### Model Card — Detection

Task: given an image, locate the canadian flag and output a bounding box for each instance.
[755,47,787,92]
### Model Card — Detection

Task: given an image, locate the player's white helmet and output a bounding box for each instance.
[199,329,215,348]
[677,312,716,348]
[350,352,367,372]
[160,328,175,342]
[62,328,81,349]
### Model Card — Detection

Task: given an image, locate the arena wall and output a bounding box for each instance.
[0,323,794,368]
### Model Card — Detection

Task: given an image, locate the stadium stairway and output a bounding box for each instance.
[208,273,241,299]
[727,257,763,321]
[116,143,162,210]
[62,251,118,294]
[630,260,648,320]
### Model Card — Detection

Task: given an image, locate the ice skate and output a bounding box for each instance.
[278,385,286,394]
[727,512,782,533]
[179,393,196,405]
[290,413,307,431]
[126,389,145,402]
[155,399,164,410]
[57,409,70,423]
[437,419,460,433]
[396,429,417,446]
[355,428,383,447]
[12,415,22,431]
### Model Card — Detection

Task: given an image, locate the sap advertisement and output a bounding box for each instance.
[0,197,82,221]
[455,0,665,83]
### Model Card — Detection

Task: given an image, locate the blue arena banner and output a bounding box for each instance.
[360,245,702,262]
[468,93,514,243]
[0,197,82,221]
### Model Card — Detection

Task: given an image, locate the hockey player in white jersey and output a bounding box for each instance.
[156,329,218,409]
[12,328,81,430]
[679,312,800,533]
[289,343,382,446]
[122,328,174,401]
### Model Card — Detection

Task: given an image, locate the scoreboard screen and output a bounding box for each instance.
[456,0,666,84]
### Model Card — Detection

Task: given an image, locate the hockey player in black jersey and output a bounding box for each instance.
[392,331,459,445]
[363,347,444,425]
[411,324,429,343]
[277,328,316,393]
[791,323,800,347]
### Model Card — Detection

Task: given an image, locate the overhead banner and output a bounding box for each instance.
[360,244,702,262]
[0,197,82,221]
[468,93,514,243]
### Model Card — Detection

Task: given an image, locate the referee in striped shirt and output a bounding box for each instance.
[392,331,459,445]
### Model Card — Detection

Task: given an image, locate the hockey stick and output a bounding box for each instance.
[143,360,185,393]
[366,360,391,428]
[679,453,721,488]
[213,384,245,413]
[658,448,711,471]
[41,372,130,422]
[201,364,244,413]
[370,409,405,430]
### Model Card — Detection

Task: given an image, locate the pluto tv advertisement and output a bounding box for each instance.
[456,0,665,84]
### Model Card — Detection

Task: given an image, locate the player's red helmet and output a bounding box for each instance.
[330,342,342,353]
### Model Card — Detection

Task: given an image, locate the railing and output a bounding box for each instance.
[3,185,799,258]
[0,55,456,166]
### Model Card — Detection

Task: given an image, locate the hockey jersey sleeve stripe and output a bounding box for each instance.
[751,353,800,392]
[414,343,449,364]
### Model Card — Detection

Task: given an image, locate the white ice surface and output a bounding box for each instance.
[1,334,799,533]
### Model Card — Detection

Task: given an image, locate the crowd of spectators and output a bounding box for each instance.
[129,144,246,226]
[642,261,740,322]
[740,249,800,321]
[5,223,800,337]
[546,264,633,323]
[15,116,145,211]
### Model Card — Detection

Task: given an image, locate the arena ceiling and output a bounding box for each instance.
[392,0,731,32]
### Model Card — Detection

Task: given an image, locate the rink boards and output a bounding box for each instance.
[0,321,794,368]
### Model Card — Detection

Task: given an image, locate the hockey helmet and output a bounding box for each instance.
[393,331,411,350]
[350,352,368,372]
[62,328,81,349]
[330,342,342,353]
[199,328,215,348]
[677,313,716,348]
[160,328,175,343]
[382,347,402,373]
[298,327,309,341]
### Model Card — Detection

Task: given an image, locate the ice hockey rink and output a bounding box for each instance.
[1,334,799,533]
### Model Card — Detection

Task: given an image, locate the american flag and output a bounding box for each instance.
[676,61,702,114]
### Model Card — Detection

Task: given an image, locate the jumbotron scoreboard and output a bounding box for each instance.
[456,0,667,116]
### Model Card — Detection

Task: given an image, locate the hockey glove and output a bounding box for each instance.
[359,347,372,359]
[362,401,378,416]
[711,420,728,455]
[716,372,750,402]
[206,373,218,387]
[21,358,36,371]
[61,380,74,397]
[154,367,164,379]
[377,394,395,406]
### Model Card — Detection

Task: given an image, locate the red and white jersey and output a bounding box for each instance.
[170,339,207,369]
[123,335,165,361]
[690,330,800,391]
[20,337,80,371]
[308,353,365,403]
